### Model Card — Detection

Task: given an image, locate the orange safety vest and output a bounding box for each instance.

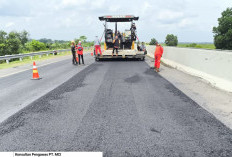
[155,45,163,56]
[76,44,83,55]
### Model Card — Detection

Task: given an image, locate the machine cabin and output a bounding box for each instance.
[99,15,139,50]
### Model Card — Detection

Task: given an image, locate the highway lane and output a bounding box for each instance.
[0,53,94,123]
[0,60,232,156]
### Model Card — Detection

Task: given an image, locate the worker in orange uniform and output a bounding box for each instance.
[94,36,102,56]
[76,41,84,65]
[154,42,163,72]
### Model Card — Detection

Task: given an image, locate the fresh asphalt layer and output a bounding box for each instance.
[0,59,232,156]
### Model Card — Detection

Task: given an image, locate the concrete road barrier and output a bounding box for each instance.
[147,45,232,92]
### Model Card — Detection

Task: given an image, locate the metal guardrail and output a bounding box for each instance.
[0,47,94,64]
[0,49,69,64]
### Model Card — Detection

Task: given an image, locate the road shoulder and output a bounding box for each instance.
[146,56,232,130]
[0,55,72,78]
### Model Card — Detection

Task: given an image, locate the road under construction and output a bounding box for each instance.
[0,51,232,156]
[0,15,232,157]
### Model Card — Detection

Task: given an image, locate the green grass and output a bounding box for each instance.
[0,47,93,70]
[177,43,216,49]
[140,43,216,50]
[158,43,215,49]
[0,51,71,70]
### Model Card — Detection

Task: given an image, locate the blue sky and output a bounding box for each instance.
[0,0,231,42]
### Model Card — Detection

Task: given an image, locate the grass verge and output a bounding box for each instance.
[0,48,93,70]
[0,51,71,70]
[177,43,216,49]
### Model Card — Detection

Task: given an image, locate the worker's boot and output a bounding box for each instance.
[157,68,160,72]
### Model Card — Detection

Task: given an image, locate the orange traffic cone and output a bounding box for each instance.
[32,61,41,80]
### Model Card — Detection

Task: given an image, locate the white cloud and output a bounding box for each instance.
[0,0,7,6]
[62,0,78,6]
[141,1,152,15]
[109,5,120,12]
[90,0,105,8]
[0,0,230,42]
[5,22,14,28]
[178,18,193,28]
[158,10,184,24]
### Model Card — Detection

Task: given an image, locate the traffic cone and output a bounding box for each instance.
[91,52,93,56]
[32,61,41,80]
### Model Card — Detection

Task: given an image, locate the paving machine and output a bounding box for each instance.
[96,15,145,61]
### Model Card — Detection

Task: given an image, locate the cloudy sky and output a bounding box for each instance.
[0,0,231,42]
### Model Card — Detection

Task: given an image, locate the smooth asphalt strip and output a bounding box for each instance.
[0,60,231,157]
[0,53,94,123]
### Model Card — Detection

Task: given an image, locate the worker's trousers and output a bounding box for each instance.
[95,45,102,55]
[78,54,84,64]
[112,47,119,54]
[72,51,78,64]
[155,55,162,69]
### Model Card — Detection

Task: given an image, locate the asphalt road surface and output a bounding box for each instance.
[0,59,232,157]
[0,53,94,123]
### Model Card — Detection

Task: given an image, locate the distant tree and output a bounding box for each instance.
[0,30,7,42]
[39,38,53,44]
[74,38,79,44]
[149,38,158,45]
[79,36,87,42]
[0,31,7,56]
[25,40,46,51]
[19,30,29,46]
[0,30,30,55]
[165,34,178,46]
[45,43,52,49]
[213,8,232,50]
[54,40,68,44]
[6,31,22,54]
[82,41,94,47]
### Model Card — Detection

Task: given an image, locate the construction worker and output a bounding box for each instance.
[71,41,78,65]
[154,42,163,72]
[112,35,120,56]
[94,36,102,56]
[140,42,147,54]
[117,31,122,48]
[76,41,84,65]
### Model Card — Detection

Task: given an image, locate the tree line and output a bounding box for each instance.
[150,7,232,50]
[0,31,94,56]
[0,30,71,56]
[149,34,178,46]
[1,7,230,56]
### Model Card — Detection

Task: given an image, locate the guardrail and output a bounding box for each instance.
[0,47,94,64]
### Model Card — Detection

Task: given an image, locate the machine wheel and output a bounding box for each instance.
[95,58,100,62]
